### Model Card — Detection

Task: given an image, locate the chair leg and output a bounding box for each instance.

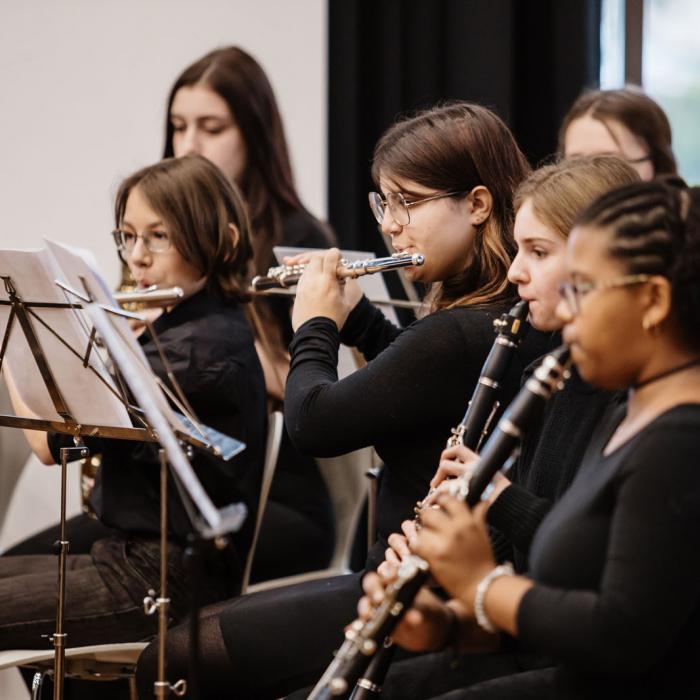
[129,676,138,700]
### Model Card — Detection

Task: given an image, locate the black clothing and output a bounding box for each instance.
[517,403,700,697]
[252,208,337,581]
[136,299,550,698]
[285,298,553,567]
[47,290,266,562]
[292,355,615,700]
[488,361,619,571]
[170,301,552,699]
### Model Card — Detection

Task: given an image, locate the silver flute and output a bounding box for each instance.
[113,285,184,306]
[250,252,425,291]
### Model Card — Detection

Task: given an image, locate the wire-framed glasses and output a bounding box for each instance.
[558,274,651,314]
[368,190,465,226]
[112,229,172,254]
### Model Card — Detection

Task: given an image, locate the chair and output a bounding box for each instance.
[0,643,146,699]
[246,445,372,592]
[0,412,285,698]
[240,410,284,593]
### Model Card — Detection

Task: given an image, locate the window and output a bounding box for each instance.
[601,0,700,184]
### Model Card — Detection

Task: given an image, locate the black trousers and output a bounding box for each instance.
[135,572,363,699]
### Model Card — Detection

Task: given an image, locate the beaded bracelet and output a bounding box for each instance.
[473,562,514,633]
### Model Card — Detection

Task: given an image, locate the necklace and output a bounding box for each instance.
[633,357,700,390]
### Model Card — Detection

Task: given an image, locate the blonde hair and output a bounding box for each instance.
[514,155,640,239]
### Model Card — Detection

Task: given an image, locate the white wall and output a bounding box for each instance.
[0,0,328,287]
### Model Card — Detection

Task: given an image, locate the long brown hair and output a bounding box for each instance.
[558,87,677,177]
[115,155,253,304]
[372,102,531,310]
[163,46,305,274]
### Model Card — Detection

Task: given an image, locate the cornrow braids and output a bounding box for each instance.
[576,180,700,348]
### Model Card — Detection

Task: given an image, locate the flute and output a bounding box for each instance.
[352,300,530,700]
[113,285,184,306]
[307,346,571,700]
[250,253,425,291]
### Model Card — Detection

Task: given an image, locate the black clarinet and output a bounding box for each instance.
[349,301,530,700]
[306,346,571,700]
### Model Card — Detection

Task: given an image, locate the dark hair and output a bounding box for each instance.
[115,155,253,304]
[163,46,304,273]
[514,155,639,239]
[558,87,677,177]
[372,102,531,310]
[575,179,700,348]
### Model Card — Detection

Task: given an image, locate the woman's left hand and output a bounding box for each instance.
[412,497,496,614]
[291,248,358,331]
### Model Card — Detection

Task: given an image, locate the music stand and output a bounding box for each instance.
[0,246,246,699]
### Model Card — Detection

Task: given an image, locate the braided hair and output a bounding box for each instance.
[575,178,700,347]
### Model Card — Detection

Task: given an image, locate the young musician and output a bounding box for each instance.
[559,86,677,181]
[6,46,336,583]
[365,180,700,699]
[135,101,551,699]
[289,156,639,700]
[164,45,336,579]
[1,155,266,650]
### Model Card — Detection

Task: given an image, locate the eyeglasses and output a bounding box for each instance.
[558,274,651,314]
[112,229,172,254]
[368,190,465,226]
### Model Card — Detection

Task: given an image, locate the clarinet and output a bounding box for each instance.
[350,300,530,700]
[307,346,571,700]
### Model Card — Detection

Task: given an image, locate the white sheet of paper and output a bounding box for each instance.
[43,239,187,435]
[0,248,131,427]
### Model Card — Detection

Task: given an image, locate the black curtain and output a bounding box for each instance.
[328,0,601,253]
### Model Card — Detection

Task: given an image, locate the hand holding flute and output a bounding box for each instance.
[290,249,366,332]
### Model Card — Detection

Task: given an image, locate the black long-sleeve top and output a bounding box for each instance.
[284,296,553,565]
[517,403,700,697]
[47,290,267,553]
[487,351,620,571]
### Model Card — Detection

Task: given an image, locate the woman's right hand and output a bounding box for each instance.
[427,444,511,507]
[380,519,419,576]
[358,569,454,653]
[289,249,363,332]
[429,444,479,491]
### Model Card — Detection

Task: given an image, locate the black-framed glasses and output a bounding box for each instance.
[368,190,465,226]
[558,274,651,314]
[112,229,172,254]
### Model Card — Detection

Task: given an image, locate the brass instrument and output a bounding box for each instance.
[251,253,425,291]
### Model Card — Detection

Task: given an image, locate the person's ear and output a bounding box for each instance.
[468,186,493,226]
[229,223,240,249]
[640,275,672,334]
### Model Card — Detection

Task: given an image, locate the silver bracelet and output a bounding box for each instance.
[474,562,514,633]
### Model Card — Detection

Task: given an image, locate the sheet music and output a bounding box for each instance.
[43,239,188,434]
[0,248,132,427]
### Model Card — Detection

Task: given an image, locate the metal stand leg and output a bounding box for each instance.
[52,445,87,700]
[143,449,186,698]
